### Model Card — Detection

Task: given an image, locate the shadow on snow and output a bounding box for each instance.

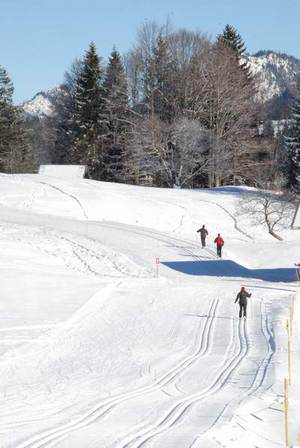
[162,259,296,283]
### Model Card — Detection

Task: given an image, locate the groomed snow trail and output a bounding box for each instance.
[0,175,296,448]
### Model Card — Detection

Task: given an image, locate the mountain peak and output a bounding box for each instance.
[245,51,300,103]
[21,86,62,118]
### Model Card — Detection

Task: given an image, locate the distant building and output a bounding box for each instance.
[39,165,86,180]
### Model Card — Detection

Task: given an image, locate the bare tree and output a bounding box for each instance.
[124,20,166,106]
[238,190,296,240]
[124,24,211,114]
[128,115,209,188]
[171,118,210,187]
[123,21,271,190]
[187,42,258,187]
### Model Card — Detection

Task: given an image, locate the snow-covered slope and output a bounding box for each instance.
[0,173,299,448]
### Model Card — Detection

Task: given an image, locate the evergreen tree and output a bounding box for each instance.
[0,104,34,173]
[217,24,253,84]
[53,59,83,164]
[285,91,300,192]
[102,48,129,182]
[215,25,256,185]
[71,43,108,179]
[0,65,14,104]
[0,67,34,173]
[217,24,246,56]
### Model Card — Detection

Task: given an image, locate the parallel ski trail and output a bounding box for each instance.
[14,300,219,448]
[115,319,248,448]
[200,299,274,440]
[245,300,274,394]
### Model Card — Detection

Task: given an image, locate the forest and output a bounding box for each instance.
[0,22,299,193]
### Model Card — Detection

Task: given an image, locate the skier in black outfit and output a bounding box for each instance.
[197,225,208,248]
[235,287,252,318]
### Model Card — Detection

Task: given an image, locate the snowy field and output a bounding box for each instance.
[0,173,299,448]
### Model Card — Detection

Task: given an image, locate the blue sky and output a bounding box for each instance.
[1,0,299,103]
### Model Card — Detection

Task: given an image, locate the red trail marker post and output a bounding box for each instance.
[155,257,160,278]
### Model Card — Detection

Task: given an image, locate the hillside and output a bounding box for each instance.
[0,173,299,447]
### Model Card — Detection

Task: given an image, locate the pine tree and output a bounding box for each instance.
[53,59,83,164]
[102,48,129,182]
[0,104,34,173]
[217,24,253,84]
[216,25,256,185]
[70,43,108,179]
[217,25,246,56]
[0,65,14,104]
[0,67,34,173]
[285,91,300,192]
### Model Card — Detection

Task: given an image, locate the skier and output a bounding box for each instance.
[235,286,252,319]
[197,225,208,248]
[214,233,224,257]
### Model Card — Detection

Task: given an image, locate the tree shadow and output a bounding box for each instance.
[162,260,296,283]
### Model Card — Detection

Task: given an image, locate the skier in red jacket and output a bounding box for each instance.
[214,233,224,257]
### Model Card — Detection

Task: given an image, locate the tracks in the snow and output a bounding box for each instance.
[37,181,88,219]
[196,198,253,240]
[52,233,151,279]
[11,225,268,448]
[200,299,275,441]
[246,300,274,395]
[0,185,272,447]
[116,318,249,448]
[15,299,269,448]
[96,222,217,264]
[14,299,219,448]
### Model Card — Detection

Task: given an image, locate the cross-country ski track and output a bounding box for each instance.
[0,173,299,448]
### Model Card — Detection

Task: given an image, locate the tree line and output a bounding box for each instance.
[0,66,33,173]
[0,21,299,193]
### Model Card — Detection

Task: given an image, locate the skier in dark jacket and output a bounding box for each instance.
[197,225,208,248]
[235,287,252,318]
[214,234,224,257]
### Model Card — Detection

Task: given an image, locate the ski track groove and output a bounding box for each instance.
[196,198,253,240]
[55,234,151,279]
[7,232,126,281]
[199,298,275,441]
[245,300,275,394]
[7,225,151,280]
[115,318,249,448]
[13,299,219,448]
[37,181,88,220]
